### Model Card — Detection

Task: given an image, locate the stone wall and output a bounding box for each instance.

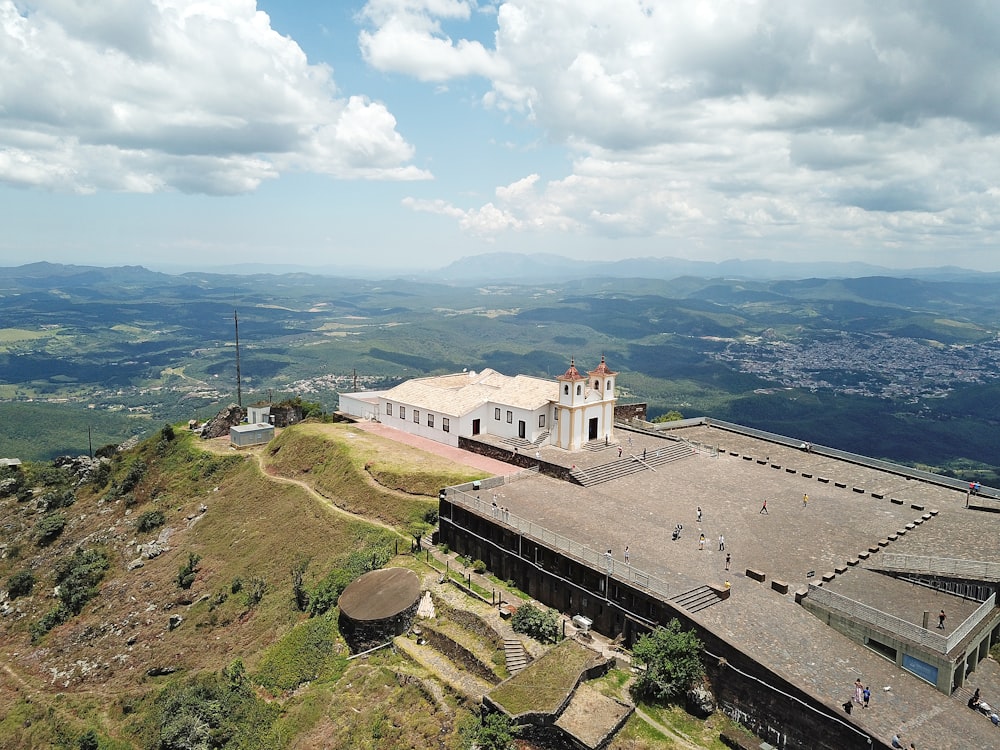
[458,437,575,482]
[614,402,647,422]
[339,599,420,653]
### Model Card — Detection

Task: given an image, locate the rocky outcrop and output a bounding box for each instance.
[53,455,110,485]
[200,404,244,439]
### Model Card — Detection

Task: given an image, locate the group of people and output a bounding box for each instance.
[843,678,871,714]
[969,687,1000,726]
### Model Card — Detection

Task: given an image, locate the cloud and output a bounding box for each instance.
[0,0,429,194]
[375,0,1000,264]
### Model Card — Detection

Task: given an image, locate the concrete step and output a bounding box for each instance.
[671,585,723,613]
[504,638,528,674]
[570,444,695,487]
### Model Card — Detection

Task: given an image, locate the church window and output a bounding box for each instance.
[399,406,405,420]
[495,407,500,420]
[442,417,450,432]
[427,413,434,428]
[607,381,612,391]
[413,409,419,423]
[506,410,513,423]
[594,380,599,390]
[563,384,569,395]
[576,385,582,395]
[386,403,392,416]
[538,414,545,428]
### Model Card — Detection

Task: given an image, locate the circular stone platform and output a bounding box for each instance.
[338,567,422,651]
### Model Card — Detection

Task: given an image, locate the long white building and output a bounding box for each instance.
[338,357,617,451]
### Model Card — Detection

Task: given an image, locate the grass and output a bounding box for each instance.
[262,422,487,529]
[489,639,599,717]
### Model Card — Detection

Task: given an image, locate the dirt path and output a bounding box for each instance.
[633,706,704,750]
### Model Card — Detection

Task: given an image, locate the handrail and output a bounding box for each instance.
[876,553,1000,584]
[444,486,674,600]
[806,584,996,654]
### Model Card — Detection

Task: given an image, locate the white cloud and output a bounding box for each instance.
[0,0,429,194]
[375,0,1000,265]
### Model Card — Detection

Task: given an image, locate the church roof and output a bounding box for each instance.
[588,355,617,377]
[558,359,586,381]
[382,369,556,416]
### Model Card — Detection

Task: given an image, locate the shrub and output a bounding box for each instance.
[40,489,76,511]
[511,603,560,644]
[136,510,166,533]
[177,552,201,589]
[243,575,266,609]
[54,547,110,615]
[459,711,514,750]
[35,511,68,546]
[472,559,487,574]
[7,569,35,599]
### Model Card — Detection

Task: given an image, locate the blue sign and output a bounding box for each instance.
[903,654,939,685]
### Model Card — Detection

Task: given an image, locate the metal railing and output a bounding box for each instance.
[877,553,1000,584]
[445,485,674,600]
[806,583,949,651]
[806,584,996,653]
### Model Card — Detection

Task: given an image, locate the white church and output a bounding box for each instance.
[338,357,617,452]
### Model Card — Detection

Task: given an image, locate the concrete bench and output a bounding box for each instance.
[888,533,898,541]
[853,487,865,493]
[746,568,766,582]
[817,477,829,483]
[821,571,836,582]
[794,588,809,604]
[785,467,796,473]
[858,551,870,559]
[801,472,812,478]
[872,492,884,499]
[890,498,904,505]
[922,512,933,520]
[868,545,880,554]
[877,539,889,547]
[834,565,847,575]
[771,579,789,594]
[905,523,916,530]
[911,503,925,511]
[847,558,859,566]
[771,463,782,469]
[834,481,847,488]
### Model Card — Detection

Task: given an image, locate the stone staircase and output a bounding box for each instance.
[569,442,695,487]
[671,585,724,614]
[582,438,619,452]
[504,637,528,674]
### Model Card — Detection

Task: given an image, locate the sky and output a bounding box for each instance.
[2,0,1000,274]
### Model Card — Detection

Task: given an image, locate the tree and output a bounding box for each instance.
[510,602,560,643]
[177,552,201,589]
[460,711,514,750]
[652,410,684,423]
[632,619,705,701]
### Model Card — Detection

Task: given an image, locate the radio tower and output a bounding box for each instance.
[234,309,242,408]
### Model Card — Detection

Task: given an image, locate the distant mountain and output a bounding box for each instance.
[429,252,994,284]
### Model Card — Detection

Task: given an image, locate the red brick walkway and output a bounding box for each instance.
[351,421,514,476]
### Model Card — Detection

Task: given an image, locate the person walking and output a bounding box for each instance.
[938,609,946,628]
[803,493,809,508]
[718,534,725,551]
[863,685,871,708]
[759,499,768,514]
[697,506,703,523]
[854,678,863,704]
[698,533,706,550]
[624,545,630,565]
[725,552,731,571]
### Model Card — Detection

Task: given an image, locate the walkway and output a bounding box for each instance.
[352,421,514,476]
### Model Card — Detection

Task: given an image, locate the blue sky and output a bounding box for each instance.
[2,1,1000,273]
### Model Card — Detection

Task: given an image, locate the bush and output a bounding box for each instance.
[472,559,487,574]
[631,619,705,702]
[511,603,560,643]
[177,552,201,589]
[40,488,76,511]
[35,511,68,546]
[243,575,266,609]
[7,569,35,599]
[136,510,166,533]
[54,547,110,615]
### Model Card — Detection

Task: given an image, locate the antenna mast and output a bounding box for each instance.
[234,309,242,408]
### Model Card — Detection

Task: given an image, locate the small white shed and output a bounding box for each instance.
[229,423,275,448]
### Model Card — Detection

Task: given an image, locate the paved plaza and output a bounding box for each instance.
[475,424,1000,749]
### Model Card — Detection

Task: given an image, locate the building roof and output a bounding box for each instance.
[588,355,617,377]
[383,368,558,417]
[557,359,586,381]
